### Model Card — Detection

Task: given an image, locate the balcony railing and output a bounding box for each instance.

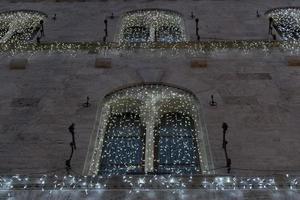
[1,174,299,191]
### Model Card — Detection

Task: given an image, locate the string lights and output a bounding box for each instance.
[118,9,186,43]
[0,10,46,43]
[0,8,299,55]
[2,8,300,198]
[1,40,300,57]
[1,174,299,192]
[266,7,300,40]
[87,84,212,176]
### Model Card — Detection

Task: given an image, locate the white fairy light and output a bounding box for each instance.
[169,177,175,184]
[137,178,145,185]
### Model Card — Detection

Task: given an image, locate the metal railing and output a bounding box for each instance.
[1,174,299,191]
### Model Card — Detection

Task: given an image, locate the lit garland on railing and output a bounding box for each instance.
[2,40,299,56]
[3,174,300,193]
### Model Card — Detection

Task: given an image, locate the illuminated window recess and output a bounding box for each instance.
[118,9,186,43]
[85,84,214,176]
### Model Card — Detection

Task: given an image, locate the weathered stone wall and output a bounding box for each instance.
[0,48,300,177]
[0,0,300,183]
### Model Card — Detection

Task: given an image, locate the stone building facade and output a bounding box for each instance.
[0,0,300,199]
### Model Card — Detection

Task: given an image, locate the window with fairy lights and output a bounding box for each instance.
[266,7,300,40]
[118,9,186,43]
[99,112,146,174]
[0,10,47,43]
[85,84,214,176]
[154,113,200,174]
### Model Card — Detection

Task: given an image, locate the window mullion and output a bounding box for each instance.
[143,100,157,174]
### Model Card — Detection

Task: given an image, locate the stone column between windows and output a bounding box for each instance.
[142,99,157,173]
[149,26,155,43]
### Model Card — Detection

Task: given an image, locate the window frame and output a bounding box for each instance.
[84,84,214,176]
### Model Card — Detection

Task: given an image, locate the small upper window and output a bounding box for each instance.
[119,9,186,43]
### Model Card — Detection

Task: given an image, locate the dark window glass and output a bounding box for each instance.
[155,26,181,43]
[154,112,200,175]
[99,112,145,175]
[123,26,150,42]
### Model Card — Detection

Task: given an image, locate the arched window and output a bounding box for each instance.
[0,10,47,43]
[266,7,300,40]
[118,9,186,43]
[85,84,213,176]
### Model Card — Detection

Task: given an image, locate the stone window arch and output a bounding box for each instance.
[84,84,214,175]
[266,7,300,40]
[118,9,186,43]
[0,10,47,43]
